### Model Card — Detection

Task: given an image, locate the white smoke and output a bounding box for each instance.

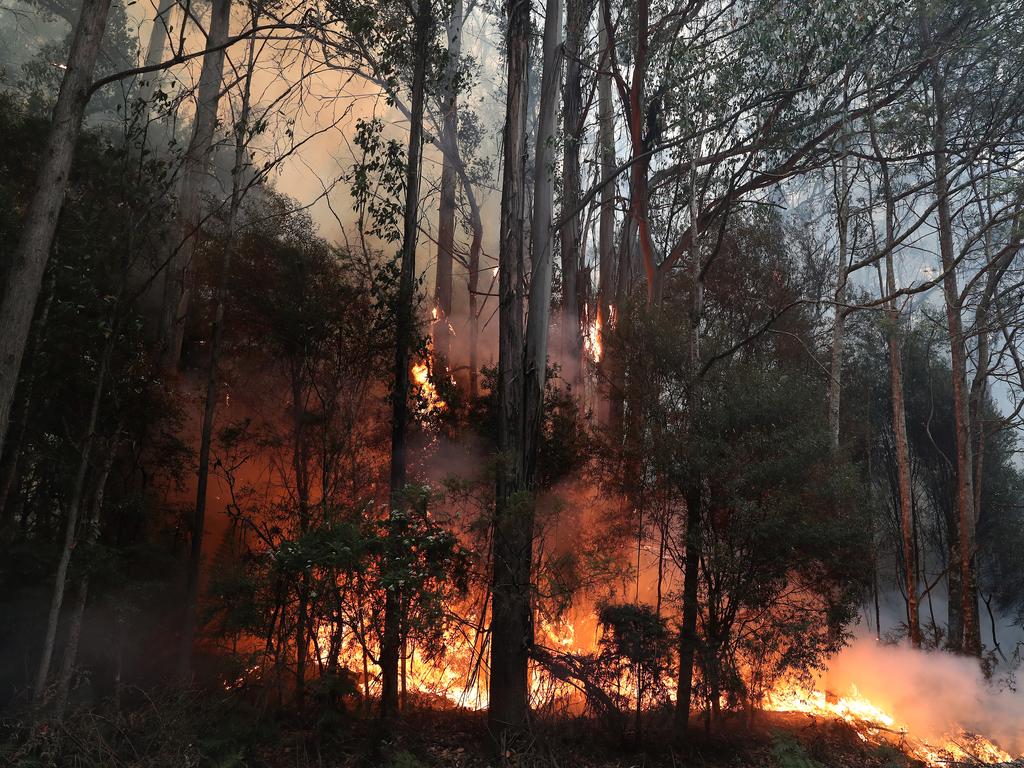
[822,637,1024,755]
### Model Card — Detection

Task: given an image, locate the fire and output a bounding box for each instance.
[233,613,1019,767]
[584,311,602,363]
[765,680,1017,767]
[412,342,446,413]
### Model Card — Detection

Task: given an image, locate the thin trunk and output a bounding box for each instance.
[868,115,921,647]
[0,0,113,454]
[467,217,481,398]
[882,177,920,648]
[596,7,615,425]
[922,15,980,655]
[158,0,232,371]
[625,0,655,303]
[32,339,113,707]
[433,0,462,363]
[382,0,432,724]
[456,156,483,397]
[522,0,562,476]
[177,15,257,679]
[292,364,311,706]
[675,485,700,736]
[54,436,118,719]
[675,154,703,741]
[828,129,851,450]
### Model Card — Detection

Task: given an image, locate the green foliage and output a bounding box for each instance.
[770,732,822,768]
[344,117,407,244]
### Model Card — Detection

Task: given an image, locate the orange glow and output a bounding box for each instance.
[584,310,602,363]
[412,340,446,413]
[765,680,1015,767]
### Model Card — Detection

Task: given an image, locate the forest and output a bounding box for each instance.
[0,0,1023,765]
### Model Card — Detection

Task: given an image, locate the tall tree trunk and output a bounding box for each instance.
[433,0,462,363]
[54,435,118,719]
[559,0,589,384]
[32,338,113,707]
[489,0,562,741]
[827,128,851,450]
[177,15,257,680]
[675,156,703,741]
[137,0,177,107]
[522,0,562,470]
[923,19,980,656]
[292,363,311,706]
[879,154,921,648]
[593,6,614,423]
[465,183,483,398]
[0,0,113,455]
[158,0,232,371]
[964,203,1019,640]
[623,0,655,304]
[382,0,432,724]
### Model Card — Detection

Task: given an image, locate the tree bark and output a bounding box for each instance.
[489,0,562,741]
[32,338,113,707]
[0,0,113,456]
[382,0,432,724]
[596,7,615,425]
[137,0,178,108]
[877,148,921,648]
[158,0,233,372]
[559,0,590,384]
[923,17,980,655]
[176,13,257,680]
[827,127,851,451]
[432,0,462,363]
[675,154,703,741]
[54,435,118,719]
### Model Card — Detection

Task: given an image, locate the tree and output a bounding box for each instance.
[489,0,564,739]
[177,0,262,680]
[382,0,433,723]
[158,0,233,372]
[0,0,114,456]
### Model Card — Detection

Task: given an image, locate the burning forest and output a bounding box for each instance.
[1,0,1024,766]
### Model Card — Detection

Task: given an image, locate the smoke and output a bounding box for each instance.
[821,638,1024,755]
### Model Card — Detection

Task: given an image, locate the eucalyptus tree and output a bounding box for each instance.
[177,0,263,681]
[559,0,596,381]
[867,112,922,648]
[0,0,114,456]
[158,0,233,371]
[489,0,564,739]
[432,0,464,363]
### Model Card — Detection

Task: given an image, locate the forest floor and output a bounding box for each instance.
[243,706,927,768]
[3,694,1000,768]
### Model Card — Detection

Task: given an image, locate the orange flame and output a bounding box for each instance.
[765,681,1015,766]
